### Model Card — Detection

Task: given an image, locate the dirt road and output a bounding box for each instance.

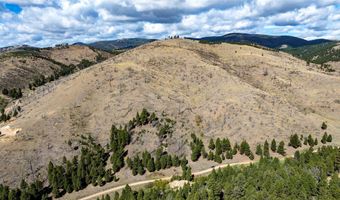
[79,160,255,200]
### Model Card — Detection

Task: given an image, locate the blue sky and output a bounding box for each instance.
[0,0,339,47]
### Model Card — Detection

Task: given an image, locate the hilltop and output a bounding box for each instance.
[190,33,332,48]
[0,39,339,189]
[83,38,156,52]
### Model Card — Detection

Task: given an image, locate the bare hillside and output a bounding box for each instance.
[0,45,111,90]
[0,39,339,187]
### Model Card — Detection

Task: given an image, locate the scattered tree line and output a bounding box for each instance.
[126,147,185,176]
[99,146,340,200]
[289,133,332,149]
[190,134,251,163]
[0,108,11,123]
[1,88,22,99]
[256,139,286,158]
[28,59,95,90]
[0,106,21,123]
[127,108,174,140]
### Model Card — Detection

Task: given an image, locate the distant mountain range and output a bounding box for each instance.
[75,38,156,52]
[188,33,333,49]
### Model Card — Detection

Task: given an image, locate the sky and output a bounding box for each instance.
[0,0,339,47]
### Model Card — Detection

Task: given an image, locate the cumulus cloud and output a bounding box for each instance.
[0,0,339,47]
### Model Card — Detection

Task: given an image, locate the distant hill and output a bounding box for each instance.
[84,38,156,51]
[0,44,112,91]
[189,33,331,49]
[282,41,340,64]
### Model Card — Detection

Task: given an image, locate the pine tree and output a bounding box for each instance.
[104,170,113,183]
[289,134,301,148]
[208,151,214,161]
[215,138,222,155]
[147,158,155,172]
[121,185,134,200]
[191,145,201,162]
[307,134,314,147]
[327,134,332,142]
[314,138,318,146]
[277,141,285,156]
[263,140,270,158]
[214,154,222,163]
[208,139,215,150]
[221,138,231,152]
[271,139,276,152]
[255,144,262,156]
[248,152,254,160]
[155,158,161,171]
[240,141,251,156]
[225,151,233,159]
[232,143,238,155]
[321,122,327,130]
[303,137,308,145]
[138,164,145,175]
[321,132,328,144]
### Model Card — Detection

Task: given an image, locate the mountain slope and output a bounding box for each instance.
[86,38,156,51]
[191,33,331,48]
[0,45,112,91]
[0,39,339,187]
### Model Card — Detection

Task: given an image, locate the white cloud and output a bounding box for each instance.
[0,0,339,47]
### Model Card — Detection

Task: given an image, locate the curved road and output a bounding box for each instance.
[79,160,255,200]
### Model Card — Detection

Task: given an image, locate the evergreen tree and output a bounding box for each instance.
[321,132,328,144]
[208,151,214,161]
[288,134,301,148]
[263,140,270,158]
[307,134,314,147]
[155,158,161,171]
[271,139,276,152]
[277,141,285,156]
[232,143,238,155]
[327,134,332,142]
[240,141,251,156]
[221,138,231,152]
[256,144,263,156]
[215,138,222,155]
[214,154,222,163]
[225,151,233,159]
[120,185,134,200]
[191,145,201,162]
[303,137,308,145]
[321,122,327,130]
[147,158,155,172]
[208,139,215,150]
[248,152,254,160]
